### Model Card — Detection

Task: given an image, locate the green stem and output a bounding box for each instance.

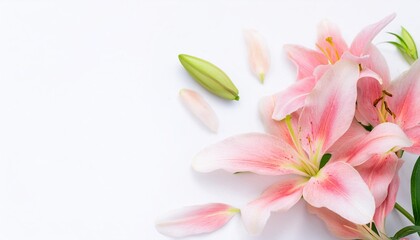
[395,202,415,224]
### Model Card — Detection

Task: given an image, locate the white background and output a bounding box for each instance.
[0,0,419,239]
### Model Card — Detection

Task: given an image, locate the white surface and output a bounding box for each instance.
[0,0,418,239]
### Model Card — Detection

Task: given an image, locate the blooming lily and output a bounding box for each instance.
[193,60,411,234]
[273,14,395,120]
[356,59,420,155]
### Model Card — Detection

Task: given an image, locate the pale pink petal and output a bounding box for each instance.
[156,203,238,238]
[355,77,383,126]
[403,125,420,154]
[316,20,349,64]
[388,60,420,129]
[328,120,369,157]
[374,171,401,233]
[241,177,305,235]
[179,89,219,133]
[303,161,375,224]
[356,153,399,207]
[350,13,396,56]
[283,44,328,80]
[193,133,304,176]
[272,76,316,121]
[307,205,367,240]
[258,94,294,145]
[362,44,391,87]
[244,29,270,82]
[298,60,359,156]
[338,122,411,166]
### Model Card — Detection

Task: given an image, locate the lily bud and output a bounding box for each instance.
[178,54,240,100]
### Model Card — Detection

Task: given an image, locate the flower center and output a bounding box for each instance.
[373,90,396,123]
[316,36,341,64]
[284,115,319,177]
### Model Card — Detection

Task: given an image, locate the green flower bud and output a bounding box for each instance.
[178,54,240,101]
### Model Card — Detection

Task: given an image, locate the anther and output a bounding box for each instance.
[382,90,393,97]
[373,96,384,107]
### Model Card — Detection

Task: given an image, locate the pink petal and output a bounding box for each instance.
[244,29,270,82]
[193,133,304,176]
[355,153,399,207]
[272,76,316,121]
[298,60,359,156]
[179,88,219,133]
[258,94,294,146]
[307,205,367,240]
[338,122,412,166]
[316,20,349,64]
[329,120,369,157]
[373,172,400,233]
[404,125,420,154]
[241,177,305,235]
[388,59,420,129]
[155,203,239,238]
[362,44,391,87]
[350,14,396,56]
[283,44,328,80]
[355,77,383,126]
[303,161,375,224]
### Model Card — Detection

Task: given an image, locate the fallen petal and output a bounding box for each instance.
[179,88,219,133]
[156,203,239,238]
[244,29,270,83]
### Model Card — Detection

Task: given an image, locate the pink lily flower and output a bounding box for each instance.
[273,14,395,120]
[155,203,239,238]
[329,121,402,208]
[356,59,420,154]
[193,60,411,234]
[308,167,401,239]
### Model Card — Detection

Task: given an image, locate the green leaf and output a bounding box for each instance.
[401,27,418,59]
[319,153,331,169]
[387,27,418,64]
[388,32,409,49]
[178,54,240,101]
[411,156,420,226]
[391,225,420,240]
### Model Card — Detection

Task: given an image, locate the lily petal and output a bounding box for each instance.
[404,125,420,154]
[179,88,219,132]
[356,153,399,207]
[388,59,420,129]
[307,205,367,240]
[355,77,383,126]
[299,60,359,156]
[362,44,391,87]
[241,177,305,235]
[350,13,396,56]
[283,44,328,80]
[329,120,369,157]
[193,133,303,176]
[259,94,295,146]
[244,29,270,82]
[155,203,239,238]
[373,171,401,233]
[316,20,349,64]
[303,161,375,224]
[272,76,316,121]
[338,123,411,166]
